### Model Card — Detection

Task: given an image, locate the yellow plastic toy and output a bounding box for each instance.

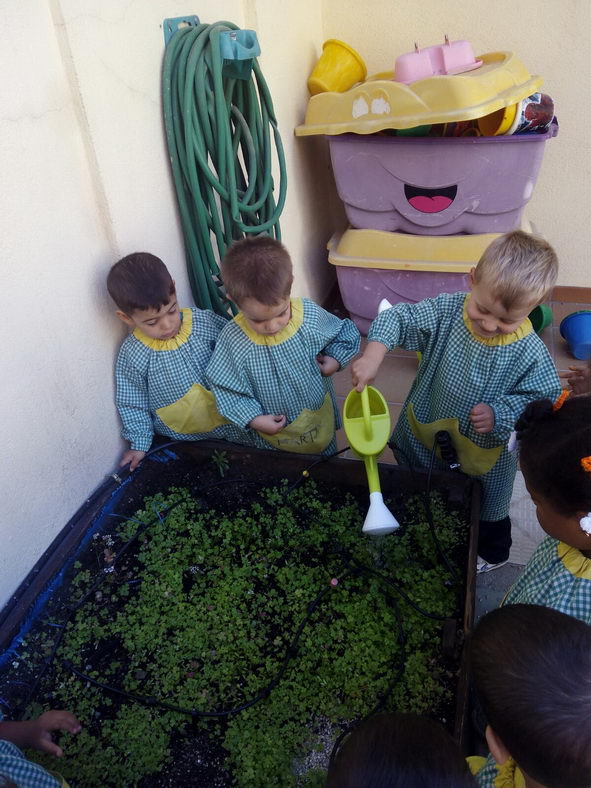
[476,102,518,136]
[296,51,542,136]
[343,386,400,536]
[308,39,367,96]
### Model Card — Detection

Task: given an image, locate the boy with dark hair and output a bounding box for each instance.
[468,604,591,787]
[107,252,251,469]
[206,236,360,454]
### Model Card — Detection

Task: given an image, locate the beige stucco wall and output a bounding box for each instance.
[321,0,591,286]
[0,0,331,610]
[0,0,120,610]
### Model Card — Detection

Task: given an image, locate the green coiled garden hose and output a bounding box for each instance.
[162,21,288,316]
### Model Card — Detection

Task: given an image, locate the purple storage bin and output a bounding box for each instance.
[328,121,557,236]
[336,266,468,335]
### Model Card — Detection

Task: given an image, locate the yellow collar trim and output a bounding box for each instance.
[133,308,192,350]
[234,298,304,346]
[463,295,532,346]
[492,757,525,788]
[557,541,591,580]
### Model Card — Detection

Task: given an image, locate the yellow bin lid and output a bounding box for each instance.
[327,221,533,273]
[296,51,542,136]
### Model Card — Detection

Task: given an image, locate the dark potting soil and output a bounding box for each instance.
[138,725,231,787]
[0,445,474,786]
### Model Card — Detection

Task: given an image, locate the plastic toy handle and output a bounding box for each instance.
[361,386,373,442]
[364,454,381,494]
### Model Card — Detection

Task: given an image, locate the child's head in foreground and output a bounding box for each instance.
[470,603,591,787]
[467,230,558,339]
[107,252,180,341]
[516,394,591,549]
[222,235,294,337]
[325,712,476,788]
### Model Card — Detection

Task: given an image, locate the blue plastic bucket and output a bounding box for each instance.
[560,311,591,360]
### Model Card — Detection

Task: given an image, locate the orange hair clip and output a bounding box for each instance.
[581,457,591,473]
[553,390,571,411]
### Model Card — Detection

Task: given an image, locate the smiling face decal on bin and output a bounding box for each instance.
[327,133,548,235]
[404,183,457,213]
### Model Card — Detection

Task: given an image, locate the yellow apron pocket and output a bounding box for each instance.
[156,384,227,434]
[407,402,503,476]
[258,393,334,454]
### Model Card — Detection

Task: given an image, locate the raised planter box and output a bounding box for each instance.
[0,441,479,784]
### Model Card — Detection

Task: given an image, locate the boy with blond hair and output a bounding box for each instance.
[352,231,561,571]
[206,236,360,455]
[107,252,252,470]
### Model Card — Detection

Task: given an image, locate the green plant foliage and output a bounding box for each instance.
[210,449,230,478]
[22,481,467,787]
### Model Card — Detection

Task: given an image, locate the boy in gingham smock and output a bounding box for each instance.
[351,232,561,572]
[206,236,360,455]
[108,253,252,471]
[468,604,591,788]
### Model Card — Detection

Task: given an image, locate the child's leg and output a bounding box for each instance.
[478,516,512,564]
[477,450,517,564]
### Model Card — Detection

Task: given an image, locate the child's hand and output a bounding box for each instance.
[316,354,340,377]
[249,414,286,434]
[31,710,81,757]
[470,403,494,434]
[559,365,591,395]
[0,710,82,757]
[120,449,146,471]
[351,342,388,392]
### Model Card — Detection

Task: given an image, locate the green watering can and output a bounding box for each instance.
[343,386,400,536]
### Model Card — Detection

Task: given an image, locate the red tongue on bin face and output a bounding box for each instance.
[404,184,458,214]
[408,195,454,212]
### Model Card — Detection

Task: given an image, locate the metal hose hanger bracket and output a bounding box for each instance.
[162,20,288,316]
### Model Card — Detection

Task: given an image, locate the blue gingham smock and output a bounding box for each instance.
[115,307,253,451]
[468,754,525,787]
[503,536,591,623]
[368,293,561,520]
[206,298,360,455]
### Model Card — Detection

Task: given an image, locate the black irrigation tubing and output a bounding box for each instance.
[60,559,416,726]
[14,444,454,732]
[16,473,267,716]
[388,439,459,582]
[351,562,450,622]
[15,499,187,716]
[12,459,319,716]
[284,445,351,496]
[61,571,352,719]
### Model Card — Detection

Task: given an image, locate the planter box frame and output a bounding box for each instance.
[0,440,479,749]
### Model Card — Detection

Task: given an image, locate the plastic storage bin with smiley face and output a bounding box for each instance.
[327,122,557,235]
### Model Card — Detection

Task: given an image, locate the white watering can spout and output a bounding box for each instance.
[362,492,400,536]
[343,385,400,538]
